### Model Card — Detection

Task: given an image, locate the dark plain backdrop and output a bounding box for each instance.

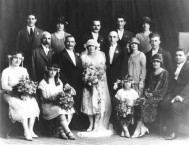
[0,0,189,71]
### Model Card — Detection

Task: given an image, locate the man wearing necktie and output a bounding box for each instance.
[82,18,105,53]
[160,48,189,140]
[115,14,134,50]
[54,35,87,130]
[16,13,43,76]
[104,31,124,133]
[31,31,54,82]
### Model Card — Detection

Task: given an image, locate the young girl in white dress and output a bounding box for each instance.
[115,76,139,138]
[1,52,40,141]
[38,63,76,140]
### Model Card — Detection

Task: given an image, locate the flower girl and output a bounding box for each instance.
[114,76,139,137]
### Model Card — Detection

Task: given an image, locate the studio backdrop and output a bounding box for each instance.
[1,0,189,71]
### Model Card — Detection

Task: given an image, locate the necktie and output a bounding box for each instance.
[174,65,180,80]
[30,28,34,38]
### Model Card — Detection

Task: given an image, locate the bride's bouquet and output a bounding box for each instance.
[82,64,105,87]
[12,76,38,100]
[54,87,76,111]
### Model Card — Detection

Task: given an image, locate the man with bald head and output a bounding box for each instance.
[31,31,54,82]
[105,31,125,133]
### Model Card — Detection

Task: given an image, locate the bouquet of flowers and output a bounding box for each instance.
[82,64,105,87]
[113,79,123,90]
[115,99,134,118]
[55,87,75,111]
[12,76,38,100]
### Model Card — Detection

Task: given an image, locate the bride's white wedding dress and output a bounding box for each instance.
[77,50,113,137]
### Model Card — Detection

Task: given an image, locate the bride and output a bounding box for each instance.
[77,39,113,137]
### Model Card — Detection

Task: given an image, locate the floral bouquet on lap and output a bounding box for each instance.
[82,64,105,87]
[12,76,38,100]
[55,86,76,111]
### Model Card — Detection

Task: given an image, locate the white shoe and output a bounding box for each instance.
[24,132,33,141]
[30,131,38,138]
[138,126,149,137]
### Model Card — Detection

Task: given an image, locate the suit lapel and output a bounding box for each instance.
[177,61,188,79]
[24,28,30,43]
[112,45,120,64]
[63,49,76,66]
[39,46,48,61]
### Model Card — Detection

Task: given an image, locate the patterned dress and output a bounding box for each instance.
[140,69,169,124]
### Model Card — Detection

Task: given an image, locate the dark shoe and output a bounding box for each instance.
[165,132,177,140]
[59,132,68,140]
[66,132,76,140]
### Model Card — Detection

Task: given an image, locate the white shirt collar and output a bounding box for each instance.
[110,43,117,49]
[91,32,99,40]
[27,26,35,33]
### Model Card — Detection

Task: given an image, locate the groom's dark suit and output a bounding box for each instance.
[104,43,124,132]
[105,44,124,96]
[55,49,83,111]
[54,49,87,130]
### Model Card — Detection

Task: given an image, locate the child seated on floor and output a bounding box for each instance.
[114,76,139,138]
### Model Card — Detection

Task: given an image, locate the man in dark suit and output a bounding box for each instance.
[161,49,189,140]
[16,13,44,75]
[54,35,87,130]
[145,32,173,88]
[104,31,124,133]
[31,31,54,82]
[82,19,105,52]
[115,14,134,51]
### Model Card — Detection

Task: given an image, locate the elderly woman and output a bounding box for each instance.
[128,37,146,98]
[132,54,169,138]
[136,17,153,54]
[78,39,112,137]
[38,64,76,140]
[51,16,70,53]
[1,51,40,141]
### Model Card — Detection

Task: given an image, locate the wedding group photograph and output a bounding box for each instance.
[0,0,189,145]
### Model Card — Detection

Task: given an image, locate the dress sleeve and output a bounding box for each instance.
[132,89,139,100]
[38,80,46,91]
[140,52,147,83]
[1,68,12,91]
[152,70,169,100]
[115,89,122,100]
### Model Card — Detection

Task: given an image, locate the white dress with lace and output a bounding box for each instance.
[77,50,113,137]
[1,66,40,123]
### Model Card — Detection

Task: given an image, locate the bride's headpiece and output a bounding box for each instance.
[84,39,100,51]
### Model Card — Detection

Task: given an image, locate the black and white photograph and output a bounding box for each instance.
[0,0,189,144]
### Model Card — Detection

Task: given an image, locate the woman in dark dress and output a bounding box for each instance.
[132,53,169,138]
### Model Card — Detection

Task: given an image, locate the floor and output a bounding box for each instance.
[0,131,189,145]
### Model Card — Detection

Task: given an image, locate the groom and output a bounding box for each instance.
[104,31,124,133]
[53,35,87,130]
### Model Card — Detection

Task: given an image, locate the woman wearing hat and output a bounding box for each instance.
[128,37,146,98]
[1,51,40,141]
[78,39,113,137]
[132,53,169,138]
[136,16,153,54]
[51,16,70,53]
[38,63,76,140]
